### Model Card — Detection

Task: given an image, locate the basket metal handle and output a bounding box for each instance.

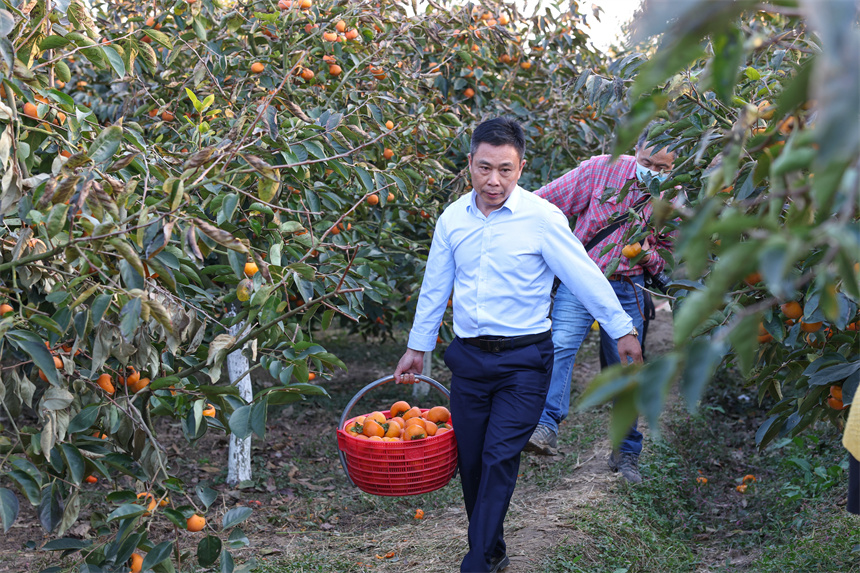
[337,374,451,488]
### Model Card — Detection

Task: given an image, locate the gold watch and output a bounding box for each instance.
[626,327,639,338]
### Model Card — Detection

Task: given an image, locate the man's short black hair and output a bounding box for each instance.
[470,117,526,161]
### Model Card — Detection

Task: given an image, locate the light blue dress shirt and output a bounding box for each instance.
[407,186,634,352]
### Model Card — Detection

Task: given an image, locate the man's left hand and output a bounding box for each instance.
[618,334,643,364]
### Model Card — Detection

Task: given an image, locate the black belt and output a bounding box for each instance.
[460,330,551,353]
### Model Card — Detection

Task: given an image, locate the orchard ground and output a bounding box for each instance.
[4,305,857,572]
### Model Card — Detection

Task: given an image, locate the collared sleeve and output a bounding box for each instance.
[407,215,455,352]
[534,159,594,218]
[540,207,634,339]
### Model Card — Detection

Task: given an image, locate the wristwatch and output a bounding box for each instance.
[625,327,639,338]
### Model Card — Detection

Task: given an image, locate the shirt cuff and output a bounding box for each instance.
[606,316,634,340]
[407,330,437,353]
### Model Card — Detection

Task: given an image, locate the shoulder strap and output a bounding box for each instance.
[583,195,650,253]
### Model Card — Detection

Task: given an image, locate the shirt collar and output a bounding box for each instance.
[467,185,523,216]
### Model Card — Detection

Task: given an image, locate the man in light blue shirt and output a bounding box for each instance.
[394,118,640,573]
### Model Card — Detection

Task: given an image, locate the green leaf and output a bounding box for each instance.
[87,126,123,164]
[222,507,253,530]
[107,503,147,522]
[54,60,71,84]
[578,364,635,410]
[142,541,174,570]
[40,36,71,50]
[609,388,639,449]
[0,488,18,533]
[41,537,92,551]
[354,165,374,192]
[59,444,86,485]
[709,28,745,106]
[635,354,679,439]
[142,28,173,49]
[197,485,217,509]
[6,330,59,386]
[680,339,727,412]
[39,483,64,533]
[228,405,252,440]
[198,535,222,568]
[250,399,267,439]
[729,313,760,377]
[119,297,142,340]
[101,45,126,77]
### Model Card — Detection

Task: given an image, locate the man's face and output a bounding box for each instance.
[635,144,675,174]
[468,143,526,215]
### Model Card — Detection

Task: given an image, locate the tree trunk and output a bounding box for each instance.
[226,314,252,487]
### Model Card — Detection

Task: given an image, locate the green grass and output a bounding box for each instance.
[537,369,860,572]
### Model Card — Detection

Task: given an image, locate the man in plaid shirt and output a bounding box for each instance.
[524,127,676,484]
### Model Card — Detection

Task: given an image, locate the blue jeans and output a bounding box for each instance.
[538,275,646,455]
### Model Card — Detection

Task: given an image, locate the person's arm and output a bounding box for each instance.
[394,216,455,382]
[534,159,595,218]
[540,208,642,363]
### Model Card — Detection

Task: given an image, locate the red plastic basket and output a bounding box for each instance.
[336,375,458,496]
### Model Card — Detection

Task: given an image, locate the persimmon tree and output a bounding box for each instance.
[0,0,607,570]
[579,0,859,450]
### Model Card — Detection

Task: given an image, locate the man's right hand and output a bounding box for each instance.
[394,348,425,384]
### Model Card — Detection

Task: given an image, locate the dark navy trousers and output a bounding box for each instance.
[444,336,554,573]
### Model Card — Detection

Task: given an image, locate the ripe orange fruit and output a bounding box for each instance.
[365,411,386,425]
[308,372,317,381]
[130,553,143,573]
[323,31,338,42]
[251,62,265,74]
[329,64,342,76]
[780,301,803,320]
[387,192,395,202]
[84,475,98,484]
[300,0,311,7]
[827,396,847,410]
[426,406,450,424]
[830,385,843,401]
[621,243,642,259]
[404,417,426,430]
[742,474,756,484]
[696,476,708,485]
[390,401,410,417]
[367,194,380,206]
[126,369,141,387]
[757,333,773,344]
[464,87,475,98]
[383,148,394,160]
[424,420,438,436]
[384,421,402,438]
[244,261,259,277]
[520,61,532,70]
[402,406,422,420]
[202,403,216,417]
[186,514,206,532]
[137,492,157,513]
[97,373,115,394]
[498,14,510,25]
[362,419,385,438]
[129,377,150,393]
[404,425,426,440]
[744,272,761,286]
[757,100,774,120]
[0,303,13,315]
[385,120,394,130]
[54,112,66,125]
[300,68,315,81]
[23,102,39,118]
[800,320,823,333]
[345,28,359,41]
[370,66,386,80]
[736,484,748,493]
[414,508,425,519]
[335,20,347,33]
[161,111,174,121]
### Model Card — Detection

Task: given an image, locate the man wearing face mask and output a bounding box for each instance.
[524,123,676,484]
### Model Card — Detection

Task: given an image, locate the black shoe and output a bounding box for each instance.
[524,424,558,455]
[490,553,510,572]
[608,451,642,484]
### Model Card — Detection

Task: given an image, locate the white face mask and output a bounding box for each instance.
[636,162,668,185]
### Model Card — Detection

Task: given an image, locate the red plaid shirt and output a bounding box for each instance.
[535,155,670,277]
